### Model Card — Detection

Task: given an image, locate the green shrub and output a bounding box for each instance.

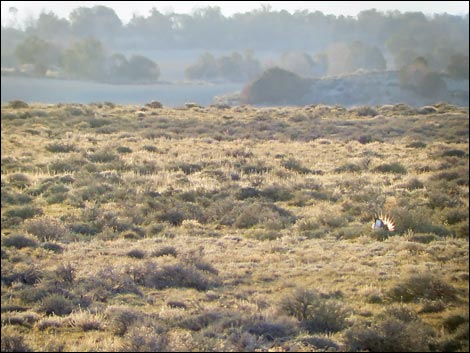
[45,143,76,153]
[1,327,31,352]
[142,145,158,152]
[442,311,469,333]
[2,234,38,249]
[48,160,80,173]
[282,158,311,174]
[39,294,73,316]
[404,177,424,190]
[54,263,76,284]
[279,288,348,333]
[4,206,43,221]
[42,242,64,253]
[236,187,261,200]
[8,100,29,108]
[2,265,43,287]
[345,317,433,352]
[151,246,177,258]
[441,149,466,158]
[261,185,294,201]
[144,263,217,291]
[122,324,168,352]
[87,150,118,163]
[116,146,133,154]
[335,163,362,173]
[7,173,31,189]
[241,67,311,104]
[127,249,146,259]
[352,105,378,117]
[406,141,427,148]
[106,306,139,336]
[24,217,67,241]
[373,162,407,174]
[1,191,33,205]
[387,273,458,303]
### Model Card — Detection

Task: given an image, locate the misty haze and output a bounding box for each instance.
[1,4,469,106]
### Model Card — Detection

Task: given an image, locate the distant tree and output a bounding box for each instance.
[447,53,469,79]
[345,41,386,73]
[126,55,160,81]
[61,37,105,80]
[185,52,218,80]
[15,35,61,74]
[31,12,70,43]
[399,56,447,98]
[240,67,311,104]
[69,6,122,44]
[399,56,429,87]
[279,51,315,77]
[217,52,244,81]
[185,51,262,82]
[241,49,263,80]
[311,53,328,77]
[415,72,448,98]
[107,53,129,78]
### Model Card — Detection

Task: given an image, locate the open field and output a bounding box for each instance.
[1,101,469,351]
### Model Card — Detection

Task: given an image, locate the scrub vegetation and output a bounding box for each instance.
[1,101,468,351]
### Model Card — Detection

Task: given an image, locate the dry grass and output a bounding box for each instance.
[1,101,468,351]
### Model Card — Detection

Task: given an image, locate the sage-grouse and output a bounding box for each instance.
[372,214,395,232]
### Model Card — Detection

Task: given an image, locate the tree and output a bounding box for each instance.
[126,55,160,81]
[345,41,386,73]
[32,12,70,43]
[447,53,469,79]
[15,35,61,74]
[69,6,122,44]
[185,52,218,80]
[61,37,105,80]
[241,67,311,104]
[279,51,315,77]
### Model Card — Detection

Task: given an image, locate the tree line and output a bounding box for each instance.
[1,5,468,83]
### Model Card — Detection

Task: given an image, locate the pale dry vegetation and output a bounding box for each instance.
[1,101,468,351]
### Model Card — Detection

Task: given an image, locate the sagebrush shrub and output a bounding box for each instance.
[345,317,433,352]
[24,217,67,241]
[1,327,31,352]
[2,234,38,249]
[279,288,348,333]
[387,273,458,303]
[39,294,73,316]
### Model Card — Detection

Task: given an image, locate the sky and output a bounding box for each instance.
[1,1,469,27]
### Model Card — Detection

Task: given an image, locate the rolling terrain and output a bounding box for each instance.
[1,101,468,352]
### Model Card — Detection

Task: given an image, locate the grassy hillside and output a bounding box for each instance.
[1,101,469,351]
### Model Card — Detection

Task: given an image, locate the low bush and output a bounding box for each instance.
[345,317,433,352]
[24,217,68,241]
[38,294,73,316]
[373,162,407,174]
[2,234,38,249]
[45,143,76,153]
[8,100,29,108]
[387,273,458,303]
[106,306,140,336]
[279,288,348,334]
[7,173,31,189]
[1,327,31,352]
[282,158,311,174]
[151,246,178,258]
[127,249,146,259]
[144,263,217,291]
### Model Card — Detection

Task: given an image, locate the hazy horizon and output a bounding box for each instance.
[2,1,469,28]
